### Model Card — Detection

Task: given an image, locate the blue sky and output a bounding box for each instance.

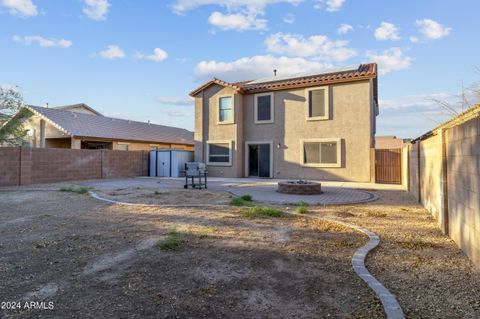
[0,0,478,138]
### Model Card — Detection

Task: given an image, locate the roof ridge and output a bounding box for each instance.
[189,63,377,97]
[28,105,192,133]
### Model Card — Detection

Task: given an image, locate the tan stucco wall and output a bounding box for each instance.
[195,84,243,177]
[195,80,375,181]
[242,81,373,181]
[23,114,70,147]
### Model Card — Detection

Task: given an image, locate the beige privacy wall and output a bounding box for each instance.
[408,115,480,268]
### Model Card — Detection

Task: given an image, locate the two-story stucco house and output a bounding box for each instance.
[190,63,378,182]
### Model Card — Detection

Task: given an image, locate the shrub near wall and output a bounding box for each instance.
[0,147,149,187]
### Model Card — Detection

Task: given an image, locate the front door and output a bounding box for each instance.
[248,144,271,178]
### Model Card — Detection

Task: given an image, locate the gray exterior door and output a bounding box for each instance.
[258,144,270,178]
[156,151,171,177]
[248,143,271,178]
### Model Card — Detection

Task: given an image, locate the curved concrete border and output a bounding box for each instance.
[89,190,404,318]
[315,216,405,319]
[88,191,227,208]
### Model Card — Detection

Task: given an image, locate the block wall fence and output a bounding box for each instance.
[406,115,480,268]
[0,147,149,187]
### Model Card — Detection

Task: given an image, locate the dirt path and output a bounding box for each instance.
[0,190,383,318]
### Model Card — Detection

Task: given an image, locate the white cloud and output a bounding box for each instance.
[415,19,451,40]
[380,93,453,110]
[83,0,110,21]
[97,45,125,60]
[1,0,37,17]
[208,11,267,31]
[409,36,419,43]
[314,0,345,12]
[194,55,333,82]
[265,32,356,61]
[165,108,193,117]
[366,48,413,75]
[157,96,193,105]
[172,0,302,15]
[135,48,168,62]
[337,23,353,34]
[374,22,401,41]
[283,13,295,24]
[12,35,72,48]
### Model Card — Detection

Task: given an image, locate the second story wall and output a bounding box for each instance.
[194,84,243,177]
[242,80,374,181]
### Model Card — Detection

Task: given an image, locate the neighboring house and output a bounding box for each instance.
[2,103,193,151]
[190,64,378,182]
[375,136,409,149]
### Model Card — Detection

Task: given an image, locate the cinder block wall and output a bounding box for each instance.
[419,133,446,230]
[0,147,21,186]
[408,143,419,201]
[446,117,480,268]
[408,116,480,268]
[0,147,149,187]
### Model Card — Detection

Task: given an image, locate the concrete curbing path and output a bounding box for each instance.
[322,217,405,319]
[88,191,228,208]
[89,190,404,318]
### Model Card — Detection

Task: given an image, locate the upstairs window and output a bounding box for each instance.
[254,93,274,123]
[218,96,233,123]
[306,86,329,120]
[302,139,341,167]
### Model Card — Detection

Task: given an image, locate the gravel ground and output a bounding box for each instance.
[94,187,233,205]
[308,190,480,319]
[0,189,383,319]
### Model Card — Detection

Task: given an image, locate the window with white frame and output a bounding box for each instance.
[254,93,274,123]
[207,141,232,165]
[117,143,129,151]
[306,86,329,120]
[302,139,341,167]
[218,96,233,123]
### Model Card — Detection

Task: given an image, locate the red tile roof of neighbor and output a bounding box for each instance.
[190,63,378,101]
[375,136,408,149]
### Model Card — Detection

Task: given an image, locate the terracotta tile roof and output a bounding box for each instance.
[190,63,378,98]
[240,63,377,93]
[26,105,194,145]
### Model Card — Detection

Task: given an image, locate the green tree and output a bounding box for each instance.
[0,86,31,146]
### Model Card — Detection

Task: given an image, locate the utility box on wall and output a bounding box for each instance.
[149,149,194,177]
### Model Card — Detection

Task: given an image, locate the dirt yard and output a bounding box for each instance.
[0,184,479,319]
[0,187,382,319]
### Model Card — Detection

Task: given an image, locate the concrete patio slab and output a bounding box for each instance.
[82,177,382,205]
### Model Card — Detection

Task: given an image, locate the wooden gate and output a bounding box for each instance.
[375,149,402,184]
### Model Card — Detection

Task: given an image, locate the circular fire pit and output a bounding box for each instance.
[277,180,322,195]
